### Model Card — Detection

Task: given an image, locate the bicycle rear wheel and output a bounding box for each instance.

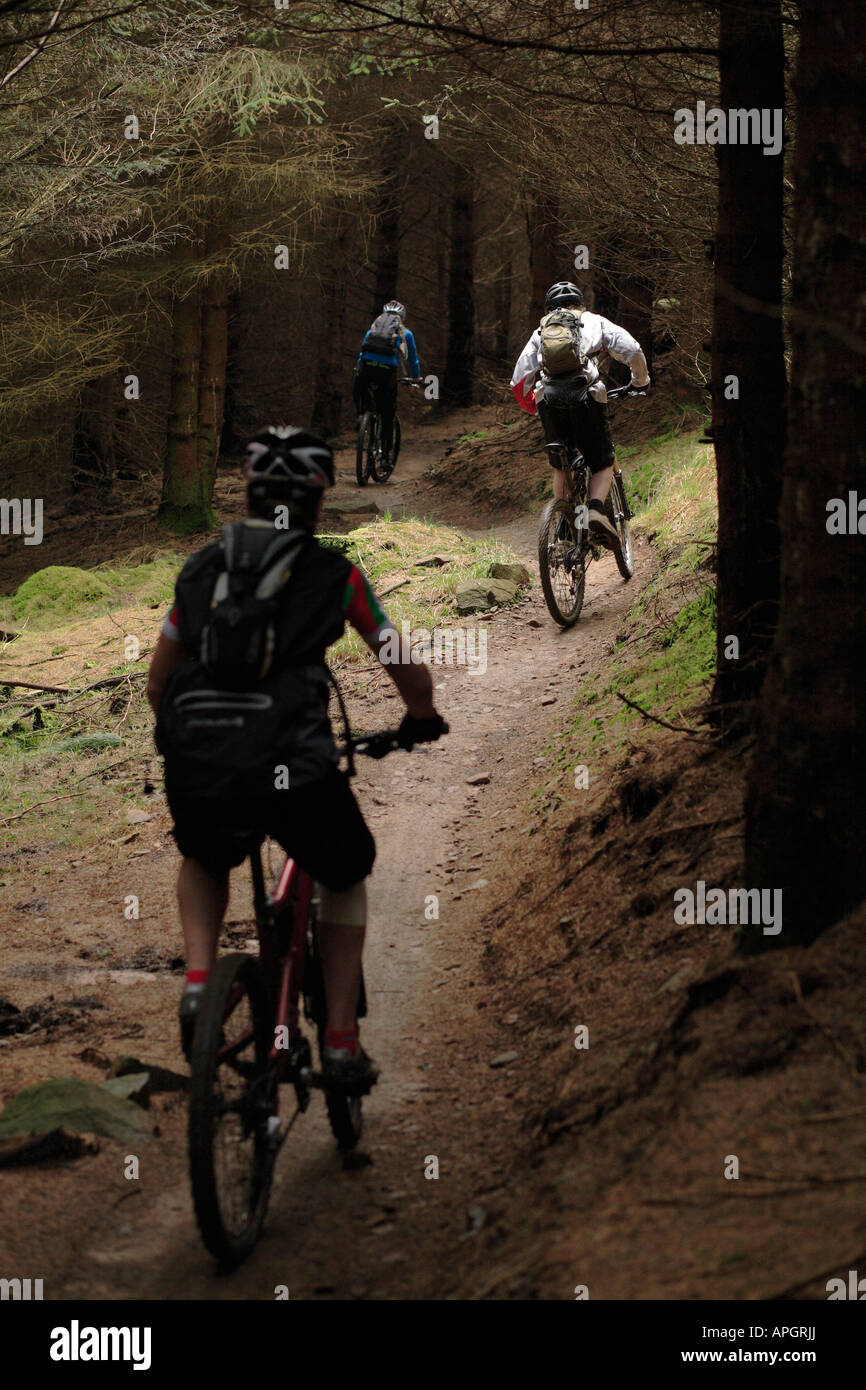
[356,413,374,487]
[605,471,634,580]
[538,497,587,627]
[188,954,278,1268]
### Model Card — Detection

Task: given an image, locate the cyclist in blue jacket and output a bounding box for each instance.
[353,300,420,459]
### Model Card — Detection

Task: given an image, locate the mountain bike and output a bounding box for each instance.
[355,377,422,486]
[537,382,640,628]
[187,726,426,1269]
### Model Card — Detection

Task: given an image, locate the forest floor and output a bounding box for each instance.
[1,401,864,1300]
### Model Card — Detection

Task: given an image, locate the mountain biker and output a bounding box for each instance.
[511,281,650,549]
[353,300,421,462]
[146,426,446,1092]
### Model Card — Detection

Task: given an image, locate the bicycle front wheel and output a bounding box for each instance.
[188,954,277,1269]
[538,498,587,627]
[372,414,399,482]
[305,923,364,1152]
[356,413,374,487]
[605,472,634,580]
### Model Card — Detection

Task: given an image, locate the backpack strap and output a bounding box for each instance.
[212,521,309,604]
[255,534,309,599]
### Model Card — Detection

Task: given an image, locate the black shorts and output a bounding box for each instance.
[353,361,397,415]
[168,768,376,889]
[538,393,615,475]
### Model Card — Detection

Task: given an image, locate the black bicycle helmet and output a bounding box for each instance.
[544,281,584,310]
[243,426,334,524]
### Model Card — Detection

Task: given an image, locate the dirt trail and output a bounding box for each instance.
[0,417,651,1299]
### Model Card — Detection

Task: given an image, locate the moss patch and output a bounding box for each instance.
[6,554,181,630]
[328,515,522,670]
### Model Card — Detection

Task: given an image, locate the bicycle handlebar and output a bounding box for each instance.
[337,722,450,761]
[399,377,423,387]
[338,730,401,760]
[606,382,649,399]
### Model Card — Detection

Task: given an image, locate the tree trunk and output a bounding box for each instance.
[220,290,242,456]
[311,217,348,439]
[744,0,866,947]
[710,0,786,721]
[70,374,117,495]
[113,363,139,481]
[590,233,622,323]
[197,234,229,503]
[616,269,654,380]
[492,250,513,371]
[160,278,207,533]
[528,184,560,314]
[371,122,403,313]
[442,161,475,408]
[434,184,449,374]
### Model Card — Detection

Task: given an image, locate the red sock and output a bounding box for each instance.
[186,969,209,985]
[325,1026,358,1056]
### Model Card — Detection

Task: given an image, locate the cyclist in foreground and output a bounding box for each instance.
[353,299,421,462]
[146,427,446,1093]
[510,281,650,550]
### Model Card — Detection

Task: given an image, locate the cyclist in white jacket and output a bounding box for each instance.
[511,281,650,548]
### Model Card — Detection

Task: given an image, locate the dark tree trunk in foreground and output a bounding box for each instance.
[311,217,347,438]
[71,374,116,494]
[160,276,208,533]
[442,161,475,408]
[197,233,229,502]
[744,0,866,947]
[710,0,786,720]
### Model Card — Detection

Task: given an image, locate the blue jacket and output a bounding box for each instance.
[357,326,420,377]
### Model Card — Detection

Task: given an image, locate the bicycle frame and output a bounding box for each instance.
[250,848,313,1080]
[240,732,409,1088]
[216,731,410,1081]
[545,378,638,519]
[362,375,419,441]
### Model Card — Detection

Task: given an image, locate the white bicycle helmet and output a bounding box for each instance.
[243,426,333,523]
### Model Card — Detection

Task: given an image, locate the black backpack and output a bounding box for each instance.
[196,520,308,690]
[155,521,316,802]
[364,311,403,357]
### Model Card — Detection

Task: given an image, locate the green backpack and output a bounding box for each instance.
[539,308,587,376]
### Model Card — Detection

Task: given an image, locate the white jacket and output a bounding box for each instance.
[510,311,650,412]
